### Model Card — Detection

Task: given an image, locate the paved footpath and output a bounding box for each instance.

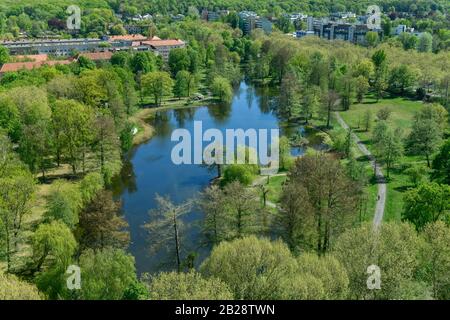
[334,112,386,228]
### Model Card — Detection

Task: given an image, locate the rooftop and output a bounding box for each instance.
[0,60,71,73]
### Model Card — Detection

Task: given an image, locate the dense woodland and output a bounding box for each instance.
[0,3,450,300]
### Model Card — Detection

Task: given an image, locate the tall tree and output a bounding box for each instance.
[52,99,95,174]
[141,71,174,106]
[407,119,442,167]
[77,190,129,251]
[402,182,450,230]
[419,221,450,299]
[145,195,191,272]
[0,171,35,271]
[287,153,359,254]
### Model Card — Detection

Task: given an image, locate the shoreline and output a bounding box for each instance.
[130,98,214,146]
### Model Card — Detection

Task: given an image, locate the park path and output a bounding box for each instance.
[334,112,386,228]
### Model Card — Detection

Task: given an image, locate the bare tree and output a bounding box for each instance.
[145,195,191,272]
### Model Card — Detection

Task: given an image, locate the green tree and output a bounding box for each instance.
[297,253,349,299]
[417,32,433,52]
[0,273,41,300]
[363,109,372,132]
[197,185,227,245]
[173,70,197,99]
[52,99,95,174]
[0,171,35,271]
[201,236,298,299]
[0,45,9,65]
[388,64,417,95]
[44,180,82,229]
[355,75,369,103]
[32,221,77,272]
[419,221,450,299]
[141,71,174,106]
[168,48,191,77]
[222,181,259,238]
[407,119,442,167]
[211,76,233,103]
[78,248,138,300]
[147,271,233,300]
[375,127,404,178]
[333,222,422,299]
[286,154,359,254]
[365,31,379,47]
[431,140,450,184]
[402,182,450,230]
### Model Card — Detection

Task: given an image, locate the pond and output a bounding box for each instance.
[112,81,324,275]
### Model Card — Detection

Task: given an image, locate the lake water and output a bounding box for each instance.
[112,82,321,274]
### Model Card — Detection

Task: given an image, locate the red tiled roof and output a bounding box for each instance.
[109,34,147,41]
[13,54,48,62]
[79,51,113,61]
[0,60,71,73]
[139,39,185,47]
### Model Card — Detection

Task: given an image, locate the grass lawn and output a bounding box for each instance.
[338,95,427,222]
[265,175,288,204]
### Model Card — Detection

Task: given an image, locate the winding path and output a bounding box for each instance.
[334,112,386,228]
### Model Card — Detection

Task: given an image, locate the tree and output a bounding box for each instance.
[419,221,450,299]
[77,190,129,251]
[222,164,256,186]
[404,164,429,186]
[0,171,35,271]
[0,273,41,300]
[79,172,104,204]
[130,52,156,74]
[276,182,312,251]
[407,119,442,167]
[365,31,379,47]
[297,253,349,299]
[431,140,450,184]
[44,180,82,229]
[211,76,233,103]
[168,48,191,77]
[31,221,77,272]
[51,99,95,174]
[0,45,9,65]
[110,52,129,68]
[339,74,355,111]
[197,185,227,245]
[145,195,191,272]
[200,236,298,299]
[376,107,392,121]
[399,32,418,50]
[388,64,417,95]
[355,76,369,103]
[417,32,433,52]
[287,153,359,254]
[93,112,119,172]
[301,89,320,123]
[374,127,404,178]
[279,136,293,170]
[363,109,372,132]
[371,50,387,101]
[173,70,197,99]
[141,71,174,106]
[222,181,259,238]
[147,271,233,300]
[78,248,138,300]
[402,182,450,230]
[333,222,422,300]
[320,90,339,128]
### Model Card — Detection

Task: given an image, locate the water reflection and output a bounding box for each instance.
[113,82,324,275]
